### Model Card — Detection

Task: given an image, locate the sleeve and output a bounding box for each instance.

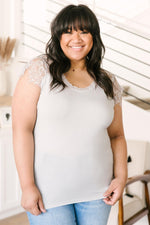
[108,73,123,106]
[22,55,49,88]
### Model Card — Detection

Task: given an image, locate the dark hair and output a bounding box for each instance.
[45,4,114,98]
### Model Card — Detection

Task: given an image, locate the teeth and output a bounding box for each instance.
[71,46,82,49]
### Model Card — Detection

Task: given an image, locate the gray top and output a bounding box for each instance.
[22,55,122,209]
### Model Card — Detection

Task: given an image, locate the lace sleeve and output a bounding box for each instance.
[22,55,49,87]
[108,73,123,106]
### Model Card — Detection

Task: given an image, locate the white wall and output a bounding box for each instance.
[0,0,21,38]
[122,100,150,142]
[0,0,12,37]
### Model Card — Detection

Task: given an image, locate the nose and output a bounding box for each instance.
[72,31,82,42]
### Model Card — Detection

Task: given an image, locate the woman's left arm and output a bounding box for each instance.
[103,103,127,205]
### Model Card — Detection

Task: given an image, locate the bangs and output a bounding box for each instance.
[61,11,92,33]
[54,5,98,37]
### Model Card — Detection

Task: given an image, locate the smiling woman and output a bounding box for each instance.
[46,4,114,97]
[60,29,93,62]
[12,4,127,225]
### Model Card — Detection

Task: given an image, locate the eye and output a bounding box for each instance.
[64,28,72,34]
[81,29,89,34]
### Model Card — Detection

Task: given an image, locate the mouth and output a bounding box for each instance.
[68,46,85,52]
[69,46,84,49]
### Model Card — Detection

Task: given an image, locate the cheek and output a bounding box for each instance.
[60,36,67,51]
[86,36,93,49]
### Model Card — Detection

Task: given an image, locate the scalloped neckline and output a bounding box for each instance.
[62,74,95,92]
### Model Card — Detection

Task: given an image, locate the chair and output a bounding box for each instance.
[118,170,150,225]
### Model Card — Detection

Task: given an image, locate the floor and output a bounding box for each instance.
[0,213,29,225]
[0,212,149,225]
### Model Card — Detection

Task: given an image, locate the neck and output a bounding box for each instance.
[70,60,86,72]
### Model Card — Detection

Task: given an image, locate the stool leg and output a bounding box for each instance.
[145,183,150,224]
[118,197,124,225]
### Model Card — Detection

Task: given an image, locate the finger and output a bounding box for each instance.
[32,204,41,215]
[103,185,114,197]
[103,198,115,205]
[103,191,119,205]
[38,198,46,213]
[103,195,116,205]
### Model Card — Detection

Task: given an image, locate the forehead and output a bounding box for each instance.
[60,10,93,33]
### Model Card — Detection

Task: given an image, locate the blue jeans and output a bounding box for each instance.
[27,199,111,225]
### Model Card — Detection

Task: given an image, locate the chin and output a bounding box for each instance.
[69,55,87,61]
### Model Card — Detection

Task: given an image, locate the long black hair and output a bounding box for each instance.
[45,4,114,98]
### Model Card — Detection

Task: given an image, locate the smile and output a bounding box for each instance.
[69,46,84,49]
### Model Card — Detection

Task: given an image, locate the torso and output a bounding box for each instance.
[25,55,122,209]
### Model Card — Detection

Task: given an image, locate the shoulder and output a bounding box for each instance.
[105,70,123,106]
[22,54,50,88]
[25,54,49,74]
[105,70,118,83]
[13,56,50,110]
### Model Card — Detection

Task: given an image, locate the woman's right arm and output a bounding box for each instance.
[12,63,46,215]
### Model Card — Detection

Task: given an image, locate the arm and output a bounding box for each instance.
[103,104,127,205]
[12,64,46,215]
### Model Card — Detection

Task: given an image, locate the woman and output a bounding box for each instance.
[12,4,127,225]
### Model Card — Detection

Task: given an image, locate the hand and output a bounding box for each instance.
[103,177,126,205]
[21,184,46,215]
